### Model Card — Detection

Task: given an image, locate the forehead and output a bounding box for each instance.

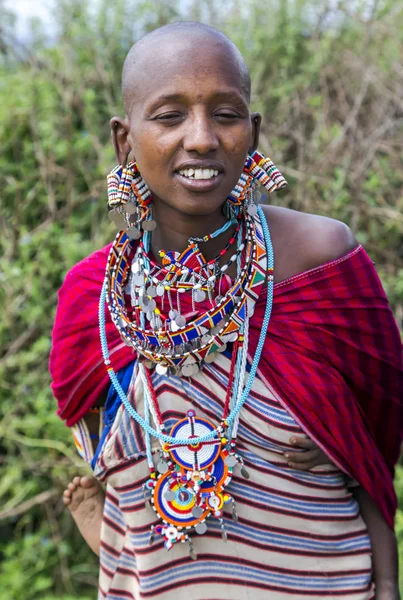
[125,34,245,111]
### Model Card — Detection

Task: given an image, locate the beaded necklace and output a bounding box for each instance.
[105,208,270,376]
[157,214,241,274]
[99,205,274,558]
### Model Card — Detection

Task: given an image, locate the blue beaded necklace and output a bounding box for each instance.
[98,206,274,446]
[99,206,274,557]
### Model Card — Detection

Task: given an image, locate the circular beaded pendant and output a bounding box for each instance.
[145,411,236,551]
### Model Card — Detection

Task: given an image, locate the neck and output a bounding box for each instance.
[150,201,234,262]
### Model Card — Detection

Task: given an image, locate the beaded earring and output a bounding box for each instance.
[107,161,155,239]
[224,150,287,218]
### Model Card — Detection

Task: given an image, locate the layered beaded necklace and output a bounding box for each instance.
[100,152,285,558]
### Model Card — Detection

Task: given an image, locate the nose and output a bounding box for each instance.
[183,112,219,155]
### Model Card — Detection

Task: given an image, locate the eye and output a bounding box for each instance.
[155,112,184,123]
[215,111,240,120]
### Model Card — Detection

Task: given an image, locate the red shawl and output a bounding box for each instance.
[49,244,403,528]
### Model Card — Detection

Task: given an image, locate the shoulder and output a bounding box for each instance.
[260,205,358,283]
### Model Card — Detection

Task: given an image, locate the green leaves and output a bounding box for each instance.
[1,0,403,597]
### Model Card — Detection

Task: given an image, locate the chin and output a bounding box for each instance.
[153,190,226,219]
[172,199,225,218]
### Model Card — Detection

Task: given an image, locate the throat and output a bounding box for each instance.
[150,212,237,266]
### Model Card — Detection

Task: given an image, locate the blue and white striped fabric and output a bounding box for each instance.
[94,353,374,600]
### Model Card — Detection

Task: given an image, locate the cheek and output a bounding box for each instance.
[224,124,253,158]
[225,134,251,175]
[131,146,171,187]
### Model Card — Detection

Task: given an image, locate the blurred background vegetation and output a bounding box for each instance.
[0,0,403,597]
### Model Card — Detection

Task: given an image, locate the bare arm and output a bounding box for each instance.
[352,486,400,600]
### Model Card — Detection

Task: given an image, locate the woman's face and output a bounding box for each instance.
[112,36,260,219]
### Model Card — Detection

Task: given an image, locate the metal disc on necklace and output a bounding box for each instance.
[132,273,144,286]
[131,261,140,274]
[247,203,258,217]
[169,309,178,320]
[215,295,223,304]
[181,363,195,377]
[164,488,176,501]
[108,210,126,229]
[204,353,216,364]
[194,290,206,303]
[124,202,137,215]
[156,363,168,375]
[192,506,204,518]
[146,285,157,298]
[142,219,157,232]
[225,454,238,467]
[241,466,250,479]
[175,315,186,327]
[189,363,200,376]
[156,284,165,296]
[221,332,238,344]
[146,311,154,322]
[146,299,156,311]
[127,226,141,240]
[188,542,197,561]
[195,522,207,535]
[157,460,168,474]
[217,343,227,353]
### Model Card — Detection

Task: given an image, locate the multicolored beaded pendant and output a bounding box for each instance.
[145,411,237,556]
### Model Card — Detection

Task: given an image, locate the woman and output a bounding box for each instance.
[50,22,402,600]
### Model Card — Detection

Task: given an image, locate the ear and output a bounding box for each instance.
[110,116,132,166]
[249,112,261,154]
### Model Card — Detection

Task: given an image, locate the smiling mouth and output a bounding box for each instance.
[177,168,220,180]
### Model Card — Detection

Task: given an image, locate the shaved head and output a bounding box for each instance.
[122,22,251,114]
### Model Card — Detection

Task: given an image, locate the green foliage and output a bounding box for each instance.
[0,0,402,597]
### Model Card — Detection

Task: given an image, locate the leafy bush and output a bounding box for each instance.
[1,0,402,597]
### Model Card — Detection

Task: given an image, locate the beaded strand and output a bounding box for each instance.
[98,206,274,445]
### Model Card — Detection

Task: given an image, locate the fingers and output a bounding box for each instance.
[286,437,333,471]
[289,436,316,450]
[284,449,322,471]
[285,449,319,464]
[287,459,320,471]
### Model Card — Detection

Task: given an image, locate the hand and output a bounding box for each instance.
[284,435,334,470]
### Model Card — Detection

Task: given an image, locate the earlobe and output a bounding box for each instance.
[249,112,261,154]
[110,116,132,166]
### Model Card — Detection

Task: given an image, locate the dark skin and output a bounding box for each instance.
[98,27,398,597]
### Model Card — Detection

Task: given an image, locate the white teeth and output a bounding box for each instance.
[178,168,219,180]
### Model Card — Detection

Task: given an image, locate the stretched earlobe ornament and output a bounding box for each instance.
[224,151,287,217]
[107,161,155,239]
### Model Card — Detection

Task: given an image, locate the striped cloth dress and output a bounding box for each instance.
[91,352,375,600]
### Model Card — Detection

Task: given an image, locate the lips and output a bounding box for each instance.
[178,167,219,180]
[175,171,224,192]
[174,161,224,191]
